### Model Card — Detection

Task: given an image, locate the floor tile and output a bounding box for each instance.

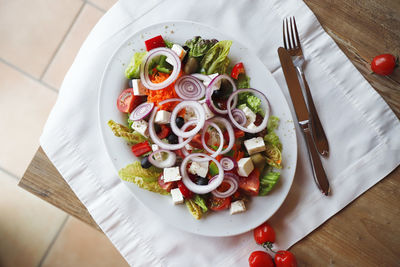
[0,0,83,78]
[89,0,118,11]
[0,170,67,267]
[42,4,104,89]
[41,217,129,267]
[0,63,57,177]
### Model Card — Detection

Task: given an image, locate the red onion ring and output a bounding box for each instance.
[201,121,224,157]
[178,120,197,157]
[205,74,238,115]
[210,174,239,198]
[175,75,205,100]
[208,117,234,154]
[220,157,237,171]
[129,102,154,121]
[148,149,176,168]
[190,73,211,84]
[231,108,247,126]
[227,88,270,133]
[170,100,205,138]
[181,153,224,194]
[149,99,195,150]
[140,47,181,90]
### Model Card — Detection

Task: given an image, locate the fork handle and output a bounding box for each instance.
[300,72,330,157]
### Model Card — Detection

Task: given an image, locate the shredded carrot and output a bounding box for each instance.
[150,71,170,84]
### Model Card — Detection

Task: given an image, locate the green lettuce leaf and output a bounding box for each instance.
[259,171,280,196]
[108,120,147,144]
[125,52,147,79]
[200,40,232,75]
[237,74,250,89]
[185,199,203,220]
[164,39,174,48]
[264,144,282,169]
[185,36,218,58]
[264,116,282,150]
[193,195,208,213]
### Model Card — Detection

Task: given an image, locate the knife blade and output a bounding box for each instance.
[278,47,330,195]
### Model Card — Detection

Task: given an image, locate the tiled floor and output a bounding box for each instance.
[0,0,129,266]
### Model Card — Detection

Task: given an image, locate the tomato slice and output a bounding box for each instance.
[157,124,171,139]
[189,133,209,149]
[158,174,175,192]
[117,88,144,113]
[231,62,245,79]
[239,168,260,196]
[145,35,166,51]
[177,181,193,199]
[208,195,231,211]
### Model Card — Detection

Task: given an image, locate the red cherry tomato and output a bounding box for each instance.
[208,195,231,211]
[371,54,397,75]
[231,62,245,79]
[275,251,297,267]
[248,251,274,267]
[177,181,193,199]
[117,88,136,113]
[158,174,175,192]
[157,124,171,139]
[145,35,166,51]
[253,222,276,245]
[238,168,260,196]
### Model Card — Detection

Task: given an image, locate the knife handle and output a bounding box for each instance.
[302,74,330,157]
[300,121,330,196]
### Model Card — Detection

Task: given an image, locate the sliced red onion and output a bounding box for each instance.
[149,99,194,150]
[190,73,211,84]
[201,121,223,157]
[140,47,181,90]
[178,120,197,157]
[231,108,247,126]
[129,102,154,121]
[181,153,224,194]
[210,174,239,198]
[170,100,205,138]
[227,88,270,133]
[148,149,176,168]
[209,117,234,154]
[205,74,237,115]
[175,75,205,100]
[220,157,237,171]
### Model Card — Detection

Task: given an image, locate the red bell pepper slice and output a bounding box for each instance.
[231,62,245,79]
[145,35,166,51]
[131,141,152,157]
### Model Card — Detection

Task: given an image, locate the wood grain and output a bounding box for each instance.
[19,0,400,265]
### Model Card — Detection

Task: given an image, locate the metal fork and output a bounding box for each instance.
[283,17,329,157]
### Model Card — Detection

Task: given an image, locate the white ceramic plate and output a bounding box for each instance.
[98,21,297,237]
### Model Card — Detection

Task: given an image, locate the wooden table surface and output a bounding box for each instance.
[19,0,400,266]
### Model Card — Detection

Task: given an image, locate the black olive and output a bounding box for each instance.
[175,116,185,128]
[196,176,208,185]
[184,57,199,74]
[212,88,225,100]
[141,156,152,169]
[154,124,161,134]
[128,79,133,88]
[167,133,179,144]
[245,132,257,139]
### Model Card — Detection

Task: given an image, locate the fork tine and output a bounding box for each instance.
[283,20,287,49]
[290,17,296,48]
[293,17,301,48]
[285,18,292,49]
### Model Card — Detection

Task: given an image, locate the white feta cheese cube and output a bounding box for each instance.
[151,144,162,161]
[247,122,257,130]
[237,157,254,177]
[163,167,182,182]
[240,106,256,125]
[154,110,171,124]
[230,200,246,215]
[203,73,219,87]
[166,44,186,65]
[171,188,184,204]
[244,137,266,155]
[131,120,149,137]
[131,79,147,96]
[188,161,209,178]
[202,103,215,120]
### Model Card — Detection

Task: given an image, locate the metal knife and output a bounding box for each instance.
[278,47,330,196]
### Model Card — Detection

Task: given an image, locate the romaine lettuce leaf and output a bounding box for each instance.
[200,40,232,75]
[237,74,250,89]
[259,171,280,196]
[193,195,208,213]
[185,199,203,220]
[125,52,147,79]
[264,144,282,169]
[108,120,147,144]
[185,36,218,58]
[264,116,282,150]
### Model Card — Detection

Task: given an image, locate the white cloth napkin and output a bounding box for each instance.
[40,0,400,266]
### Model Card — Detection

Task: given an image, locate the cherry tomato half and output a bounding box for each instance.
[117,88,144,113]
[371,54,397,75]
[208,195,231,211]
[253,222,276,245]
[158,174,175,192]
[177,181,193,199]
[231,62,245,79]
[248,251,274,267]
[275,250,297,267]
[238,168,260,196]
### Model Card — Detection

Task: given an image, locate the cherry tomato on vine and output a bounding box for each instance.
[274,250,297,267]
[248,251,274,267]
[371,54,397,75]
[253,222,276,245]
